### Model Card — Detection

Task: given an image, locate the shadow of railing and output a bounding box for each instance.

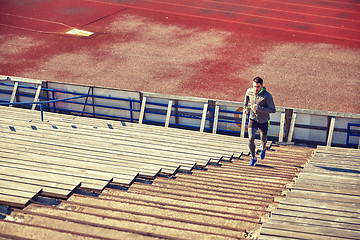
[315,165,360,174]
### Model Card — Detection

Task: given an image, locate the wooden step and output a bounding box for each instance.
[0,188,40,208]
[0,124,211,168]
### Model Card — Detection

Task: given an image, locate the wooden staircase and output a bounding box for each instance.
[259,146,360,239]
[0,105,254,208]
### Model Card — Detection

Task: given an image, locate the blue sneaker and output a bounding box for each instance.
[249,158,257,166]
[260,149,266,160]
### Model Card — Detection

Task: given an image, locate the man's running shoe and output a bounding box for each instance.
[248,158,257,166]
[260,149,266,160]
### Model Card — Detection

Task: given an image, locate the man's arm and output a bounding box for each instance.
[257,93,276,113]
[243,89,250,114]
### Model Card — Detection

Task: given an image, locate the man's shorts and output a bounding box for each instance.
[248,119,269,135]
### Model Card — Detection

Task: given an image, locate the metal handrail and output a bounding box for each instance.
[0,81,141,122]
[0,95,88,121]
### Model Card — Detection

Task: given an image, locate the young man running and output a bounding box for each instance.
[243,77,276,166]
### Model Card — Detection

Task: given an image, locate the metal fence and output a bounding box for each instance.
[1,75,360,148]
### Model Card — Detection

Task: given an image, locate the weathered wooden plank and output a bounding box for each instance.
[0,105,243,144]
[0,166,108,192]
[212,105,219,134]
[286,105,360,119]
[0,106,259,169]
[293,180,359,195]
[240,113,247,138]
[278,197,360,213]
[1,140,184,175]
[138,96,146,124]
[0,117,244,159]
[287,112,297,143]
[0,133,204,170]
[0,124,214,167]
[0,119,235,161]
[278,112,286,142]
[0,194,33,208]
[0,158,112,192]
[274,202,359,219]
[316,145,360,155]
[260,227,344,240]
[0,123,207,165]
[0,166,82,188]
[0,174,81,195]
[312,155,360,163]
[0,179,73,199]
[260,145,360,240]
[0,219,101,240]
[0,187,40,199]
[0,106,255,151]
[31,84,42,110]
[261,219,360,239]
[0,75,43,84]
[142,92,208,103]
[0,150,141,181]
[0,173,80,193]
[286,189,360,204]
[326,116,336,147]
[165,99,173,128]
[295,166,360,178]
[9,81,18,106]
[0,149,157,179]
[0,135,192,172]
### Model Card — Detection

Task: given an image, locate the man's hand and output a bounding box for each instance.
[253,104,258,112]
[244,108,249,115]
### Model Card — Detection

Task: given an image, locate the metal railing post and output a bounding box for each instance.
[40,104,44,121]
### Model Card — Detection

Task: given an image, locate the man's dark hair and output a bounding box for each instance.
[253,77,263,85]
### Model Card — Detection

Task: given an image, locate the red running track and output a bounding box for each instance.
[0,0,359,42]
[0,0,359,114]
[83,0,360,43]
[0,0,126,33]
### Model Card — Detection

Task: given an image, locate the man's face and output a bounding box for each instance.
[253,82,263,94]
